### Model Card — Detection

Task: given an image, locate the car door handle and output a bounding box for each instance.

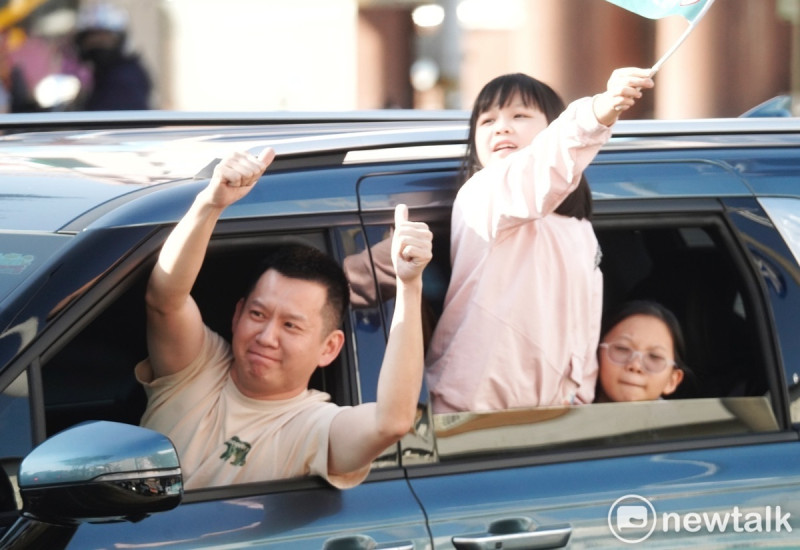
[451,517,572,550]
[323,534,414,550]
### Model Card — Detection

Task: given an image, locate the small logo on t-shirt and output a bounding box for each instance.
[220,436,252,466]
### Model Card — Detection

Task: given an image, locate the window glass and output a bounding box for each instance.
[760,197,800,268]
[338,225,402,468]
[355,218,450,466]
[0,371,31,512]
[0,372,31,458]
[434,397,778,459]
[0,234,69,306]
[41,274,148,438]
[341,224,393,404]
[743,198,800,421]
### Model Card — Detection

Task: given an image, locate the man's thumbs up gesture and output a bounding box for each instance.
[391,204,433,284]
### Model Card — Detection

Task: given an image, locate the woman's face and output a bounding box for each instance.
[598,314,684,402]
[473,92,548,169]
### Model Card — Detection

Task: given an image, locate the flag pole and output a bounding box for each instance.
[649,0,716,76]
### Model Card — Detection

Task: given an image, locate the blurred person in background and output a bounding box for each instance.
[2,7,89,112]
[0,32,18,112]
[74,2,150,110]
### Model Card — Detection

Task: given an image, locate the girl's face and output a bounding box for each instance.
[598,314,684,402]
[474,92,549,169]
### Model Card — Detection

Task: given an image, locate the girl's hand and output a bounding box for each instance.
[593,67,655,126]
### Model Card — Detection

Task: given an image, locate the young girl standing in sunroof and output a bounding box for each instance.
[425,67,655,413]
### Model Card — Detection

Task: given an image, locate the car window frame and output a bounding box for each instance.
[1,209,416,498]
[399,196,795,474]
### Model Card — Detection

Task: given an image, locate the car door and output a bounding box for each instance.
[378,159,800,548]
[0,166,432,549]
[67,479,426,549]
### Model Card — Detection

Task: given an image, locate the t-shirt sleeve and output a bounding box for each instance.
[303,404,371,489]
[135,326,230,431]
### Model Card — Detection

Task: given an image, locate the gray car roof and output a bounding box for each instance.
[1,111,800,233]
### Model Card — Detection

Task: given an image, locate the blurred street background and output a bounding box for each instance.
[0,0,797,118]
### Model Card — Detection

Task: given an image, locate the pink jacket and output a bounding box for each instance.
[425,96,611,413]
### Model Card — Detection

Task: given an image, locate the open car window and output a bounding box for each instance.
[406,207,782,464]
[35,223,403,495]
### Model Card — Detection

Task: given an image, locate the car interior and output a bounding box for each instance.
[595,221,765,400]
[419,217,768,401]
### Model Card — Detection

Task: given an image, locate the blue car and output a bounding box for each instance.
[1,110,799,548]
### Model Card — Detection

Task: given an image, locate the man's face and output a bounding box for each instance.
[230,269,343,400]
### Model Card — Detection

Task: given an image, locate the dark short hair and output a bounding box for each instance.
[243,244,349,333]
[601,300,687,371]
[462,72,592,220]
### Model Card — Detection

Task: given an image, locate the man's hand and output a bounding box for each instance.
[203,148,276,209]
[328,204,432,478]
[145,147,275,380]
[391,204,433,284]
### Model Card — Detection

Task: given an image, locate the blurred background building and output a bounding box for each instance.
[0,0,796,118]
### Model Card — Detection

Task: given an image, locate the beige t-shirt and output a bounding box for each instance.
[135,326,369,490]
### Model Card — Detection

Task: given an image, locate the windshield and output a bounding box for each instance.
[0,233,70,307]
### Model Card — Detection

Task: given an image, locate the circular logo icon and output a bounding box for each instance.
[608,494,657,544]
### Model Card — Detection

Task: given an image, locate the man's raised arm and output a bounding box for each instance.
[328,204,432,475]
[145,148,275,379]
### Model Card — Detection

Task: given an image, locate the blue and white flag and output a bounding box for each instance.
[605,0,710,21]
[605,0,716,74]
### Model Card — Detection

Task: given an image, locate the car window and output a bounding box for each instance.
[736,197,800,423]
[353,218,451,466]
[36,224,404,490]
[0,372,30,516]
[400,210,781,464]
[760,197,800,267]
[596,220,767,400]
[39,273,149,438]
[341,223,395,404]
[0,373,31,460]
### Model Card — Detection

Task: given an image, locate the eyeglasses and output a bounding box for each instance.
[599,342,676,373]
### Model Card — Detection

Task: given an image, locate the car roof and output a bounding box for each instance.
[2,111,800,233]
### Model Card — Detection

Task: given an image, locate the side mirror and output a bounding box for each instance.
[19,420,182,525]
[0,421,182,550]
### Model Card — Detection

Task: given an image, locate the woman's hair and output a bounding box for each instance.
[601,300,687,372]
[462,72,592,220]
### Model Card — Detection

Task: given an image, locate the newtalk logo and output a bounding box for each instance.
[608,494,792,544]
